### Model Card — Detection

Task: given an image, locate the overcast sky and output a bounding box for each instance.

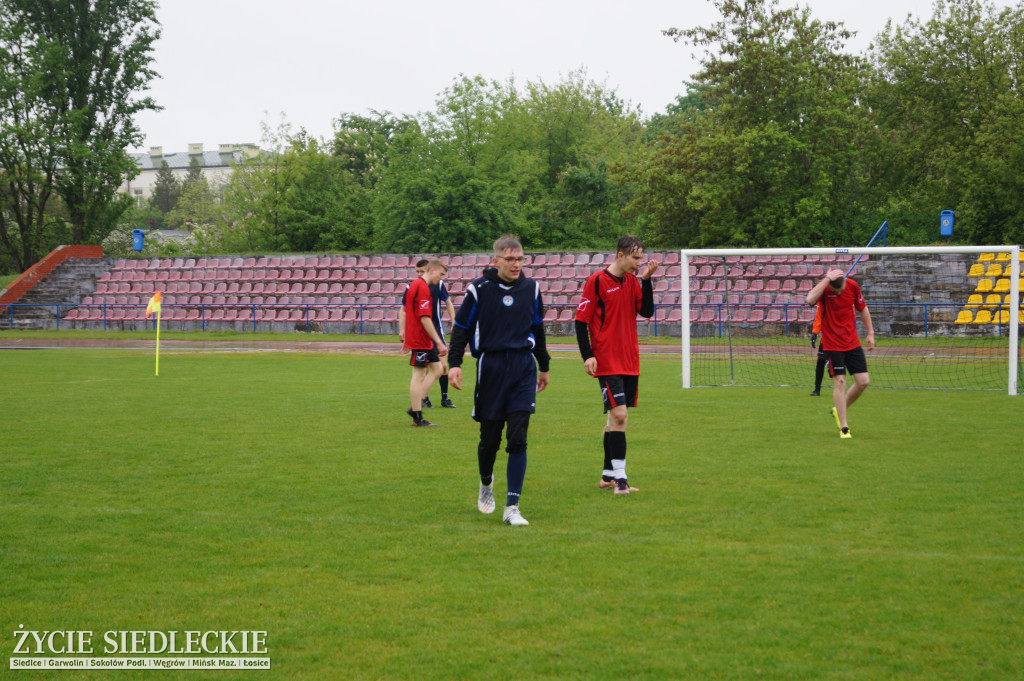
[131,0,1004,153]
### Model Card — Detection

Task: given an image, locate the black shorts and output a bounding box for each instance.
[597,375,639,412]
[825,347,868,377]
[472,349,538,422]
[409,348,440,367]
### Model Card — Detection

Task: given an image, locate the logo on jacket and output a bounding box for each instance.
[502,295,513,307]
[577,297,590,311]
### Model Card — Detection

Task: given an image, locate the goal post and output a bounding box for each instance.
[680,245,1020,395]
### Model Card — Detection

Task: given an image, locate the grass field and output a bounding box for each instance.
[2,346,1022,680]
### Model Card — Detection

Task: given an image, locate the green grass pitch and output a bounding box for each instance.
[1,347,1022,680]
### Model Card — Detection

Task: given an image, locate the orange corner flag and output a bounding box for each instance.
[145,291,162,318]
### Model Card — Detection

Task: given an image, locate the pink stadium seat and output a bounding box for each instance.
[747,309,765,323]
[732,279,748,293]
[798,308,816,323]
[765,309,783,323]
[776,264,792,278]
[689,309,699,323]
[765,280,781,292]
[698,265,713,278]
[761,264,776,277]
[698,309,716,323]
[797,280,813,293]
[730,309,749,323]
[781,280,797,293]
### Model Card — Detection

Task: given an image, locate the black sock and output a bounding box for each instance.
[603,431,613,473]
[411,410,423,423]
[440,375,449,400]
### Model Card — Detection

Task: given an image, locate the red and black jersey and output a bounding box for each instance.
[403,277,435,351]
[819,278,867,352]
[575,268,652,376]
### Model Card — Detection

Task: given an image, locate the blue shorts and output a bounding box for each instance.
[471,349,538,422]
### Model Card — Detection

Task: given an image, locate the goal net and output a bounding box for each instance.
[680,246,1021,395]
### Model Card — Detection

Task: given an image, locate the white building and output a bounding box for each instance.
[122,143,260,205]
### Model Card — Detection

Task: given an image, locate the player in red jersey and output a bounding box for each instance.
[806,268,875,439]
[574,235,658,494]
[403,259,448,427]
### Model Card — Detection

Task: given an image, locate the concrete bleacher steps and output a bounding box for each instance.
[9,250,1014,339]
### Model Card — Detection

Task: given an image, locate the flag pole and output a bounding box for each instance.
[155,306,161,376]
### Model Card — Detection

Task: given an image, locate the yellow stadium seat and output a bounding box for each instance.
[975,278,994,293]
[978,253,995,262]
[985,263,1003,277]
[965,294,983,308]
[984,294,1002,308]
[993,278,1011,293]
[955,310,974,324]
[993,310,1010,325]
[967,263,985,277]
[972,310,992,324]
[995,252,1011,262]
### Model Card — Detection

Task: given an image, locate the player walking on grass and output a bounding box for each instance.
[574,235,658,495]
[448,235,551,526]
[399,259,457,409]
[403,259,448,427]
[806,268,874,439]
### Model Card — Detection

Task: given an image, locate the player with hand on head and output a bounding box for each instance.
[447,235,550,526]
[806,268,874,439]
[402,259,449,427]
[574,235,658,495]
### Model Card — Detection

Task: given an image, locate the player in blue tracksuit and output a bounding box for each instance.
[448,235,551,526]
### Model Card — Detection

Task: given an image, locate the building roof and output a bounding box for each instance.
[130,144,260,171]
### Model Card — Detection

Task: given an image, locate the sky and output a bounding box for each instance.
[131,0,984,153]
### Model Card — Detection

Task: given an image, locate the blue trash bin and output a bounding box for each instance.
[940,210,954,237]
[132,229,145,251]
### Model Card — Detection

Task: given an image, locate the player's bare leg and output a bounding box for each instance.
[845,371,870,409]
[831,374,853,438]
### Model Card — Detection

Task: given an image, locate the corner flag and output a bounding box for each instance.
[145,291,162,317]
[146,291,163,376]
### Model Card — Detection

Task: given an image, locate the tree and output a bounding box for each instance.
[149,160,180,214]
[0,6,62,272]
[629,0,870,248]
[165,177,219,230]
[0,0,160,269]
[866,0,1024,244]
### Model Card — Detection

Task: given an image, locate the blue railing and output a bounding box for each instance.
[4,301,1019,337]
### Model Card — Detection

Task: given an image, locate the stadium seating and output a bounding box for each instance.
[954,310,974,324]
[972,310,992,324]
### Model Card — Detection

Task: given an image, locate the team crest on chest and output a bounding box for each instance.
[502,295,514,307]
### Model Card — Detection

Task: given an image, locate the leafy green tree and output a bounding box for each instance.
[630,0,869,248]
[0,6,61,272]
[3,0,161,247]
[165,177,220,230]
[866,0,1024,244]
[373,122,519,252]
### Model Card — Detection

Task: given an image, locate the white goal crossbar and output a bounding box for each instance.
[680,245,1020,395]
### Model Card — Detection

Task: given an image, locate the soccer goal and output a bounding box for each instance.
[680,246,1021,395]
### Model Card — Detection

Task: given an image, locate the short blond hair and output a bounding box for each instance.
[425,258,447,273]
[492,234,522,256]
